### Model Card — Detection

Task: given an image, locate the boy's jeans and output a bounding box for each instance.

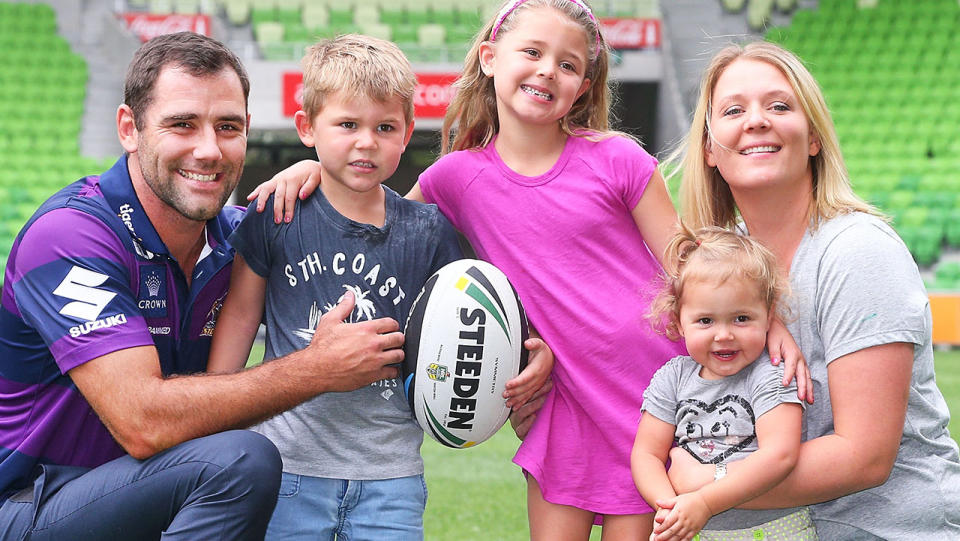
[266,472,428,540]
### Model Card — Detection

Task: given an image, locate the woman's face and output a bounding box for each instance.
[705,58,821,195]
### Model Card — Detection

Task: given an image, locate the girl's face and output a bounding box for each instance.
[705,58,821,195]
[479,6,592,131]
[678,275,771,380]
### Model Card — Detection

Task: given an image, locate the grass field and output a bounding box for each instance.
[249,344,960,540]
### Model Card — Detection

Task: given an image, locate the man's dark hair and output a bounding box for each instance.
[123,31,250,130]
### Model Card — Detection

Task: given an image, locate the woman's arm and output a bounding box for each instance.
[668,342,912,508]
[744,342,911,507]
[207,255,267,373]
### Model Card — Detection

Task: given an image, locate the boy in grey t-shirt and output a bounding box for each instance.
[206,36,460,540]
[633,226,815,541]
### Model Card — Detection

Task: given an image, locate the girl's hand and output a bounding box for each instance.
[666,447,713,494]
[503,337,554,409]
[247,159,323,224]
[508,378,552,440]
[767,318,814,404]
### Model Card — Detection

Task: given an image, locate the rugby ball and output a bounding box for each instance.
[403,259,529,448]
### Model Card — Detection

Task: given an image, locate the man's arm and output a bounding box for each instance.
[69,291,403,459]
[207,255,267,373]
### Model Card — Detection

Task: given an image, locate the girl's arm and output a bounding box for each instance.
[631,169,680,267]
[668,342,911,508]
[766,318,814,404]
[207,255,268,373]
[405,181,427,203]
[653,402,803,541]
[503,326,554,410]
[247,159,323,223]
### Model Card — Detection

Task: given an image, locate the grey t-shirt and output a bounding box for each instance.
[787,212,960,539]
[231,187,462,479]
[642,353,804,530]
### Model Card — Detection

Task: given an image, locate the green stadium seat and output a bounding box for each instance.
[360,23,392,41]
[302,4,328,29]
[354,5,379,26]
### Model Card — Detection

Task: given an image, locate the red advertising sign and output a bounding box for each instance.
[119,13,211,42]
[599,18,661,49]
[282,72,304,117]
[413,73,459,119]
[282,72,459,119]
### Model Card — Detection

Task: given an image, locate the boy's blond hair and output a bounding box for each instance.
[649,224,788,341]
[300,34,417,123]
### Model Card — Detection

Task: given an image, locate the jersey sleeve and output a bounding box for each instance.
[9,209,154,373]
[229,198,277,278]
[816,221,928,364]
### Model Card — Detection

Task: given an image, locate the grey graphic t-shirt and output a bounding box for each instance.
[231,186,462,479]
[641,354,804,530]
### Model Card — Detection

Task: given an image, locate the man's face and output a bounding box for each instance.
[129,65,248,223]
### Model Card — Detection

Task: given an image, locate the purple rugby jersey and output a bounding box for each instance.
[0,157,243,499]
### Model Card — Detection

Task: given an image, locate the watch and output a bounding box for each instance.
[714,462,727,481]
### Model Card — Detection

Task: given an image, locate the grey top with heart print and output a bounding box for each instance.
[641,352,805,530]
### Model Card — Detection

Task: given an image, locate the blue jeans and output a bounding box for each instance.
[0,430,281,541]
[266,472,427,541]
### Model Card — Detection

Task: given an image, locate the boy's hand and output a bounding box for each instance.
[247,159,322,224]
[503,337,554,409]
[305,290,404,391]
[653,493,710,541]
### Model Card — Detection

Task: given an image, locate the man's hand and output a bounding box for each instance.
[303,290,404,391]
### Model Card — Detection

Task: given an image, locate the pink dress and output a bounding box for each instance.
[418,134,686,514]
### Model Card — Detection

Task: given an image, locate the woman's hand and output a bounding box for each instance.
[767,317,814,404]
[247,159,323,223]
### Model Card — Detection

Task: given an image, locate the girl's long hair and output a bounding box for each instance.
[441,0,615,154]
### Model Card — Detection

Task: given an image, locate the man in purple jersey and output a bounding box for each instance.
[0,32,404,540]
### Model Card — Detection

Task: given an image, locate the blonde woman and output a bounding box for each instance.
[662,41,960,540]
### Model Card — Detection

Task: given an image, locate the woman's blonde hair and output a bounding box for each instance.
[649,224,788,341]
[441,0,614,154]
[674,41,879,231]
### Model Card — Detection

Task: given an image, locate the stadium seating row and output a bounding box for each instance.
[767,0,960,271]
[0,2,110,276]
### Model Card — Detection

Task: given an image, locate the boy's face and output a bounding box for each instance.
[295,91,414,197]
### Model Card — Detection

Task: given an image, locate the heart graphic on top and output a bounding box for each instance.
[676,394,756,464]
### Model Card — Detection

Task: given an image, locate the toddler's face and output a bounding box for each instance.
[677,276,771,380]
